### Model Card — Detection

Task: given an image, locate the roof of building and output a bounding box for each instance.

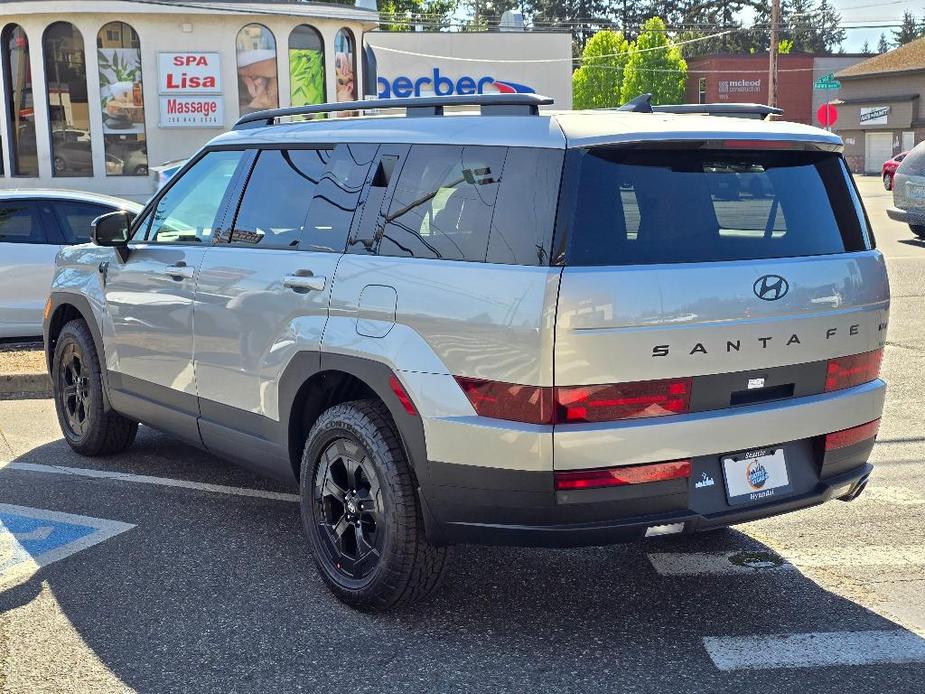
[0,0,378,19]
[212,108,842,151]
[836,38,925,79]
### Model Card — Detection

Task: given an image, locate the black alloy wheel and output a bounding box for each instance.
[313,437,384,580]
[58,342,90,438]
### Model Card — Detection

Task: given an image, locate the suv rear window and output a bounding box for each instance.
[563,148,869,266]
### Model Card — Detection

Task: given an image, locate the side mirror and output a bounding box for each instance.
[91,210,133,261]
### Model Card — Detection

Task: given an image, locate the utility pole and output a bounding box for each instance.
[768,0,780,109]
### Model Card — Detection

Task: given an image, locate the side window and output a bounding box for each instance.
[378,145,505,262]
[49,201,112,243]
[302,143,377,252]
[0,202,45,243]
[486,148,564,266]
[230,148,327,249]
[147,150,245,244]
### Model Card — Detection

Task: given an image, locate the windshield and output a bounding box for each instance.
[563,147,870,266]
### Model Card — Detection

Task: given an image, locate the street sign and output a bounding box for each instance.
[817,103,838,127]
[814,73,841,90]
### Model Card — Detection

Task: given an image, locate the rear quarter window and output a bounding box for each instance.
[564,147,868,266]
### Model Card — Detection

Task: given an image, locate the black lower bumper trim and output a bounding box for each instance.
[424,464,872,547]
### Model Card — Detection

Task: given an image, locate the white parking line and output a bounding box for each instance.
[648,546,925,575]
[703,630,925,670]
[3,462,300,503]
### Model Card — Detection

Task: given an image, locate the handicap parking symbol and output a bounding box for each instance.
[0,503,134,580]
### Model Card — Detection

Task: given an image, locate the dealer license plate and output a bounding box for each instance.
[721,448,792,506]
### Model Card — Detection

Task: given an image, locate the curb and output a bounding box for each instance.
[0,373,52,397]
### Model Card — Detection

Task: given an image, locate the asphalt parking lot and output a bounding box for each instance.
[1,175,924,693]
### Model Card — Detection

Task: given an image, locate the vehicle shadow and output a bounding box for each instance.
[897,238,925,249]
[1,435,923,693]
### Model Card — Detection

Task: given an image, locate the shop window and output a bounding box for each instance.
[97,22,147,177]
[43,22,92,177]
[2,24,39,176]
[236,24,278,115]
[334,28,357,104]
[289,25,325,106]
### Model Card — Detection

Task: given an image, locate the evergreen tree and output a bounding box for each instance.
[861,40,871,55]
[525,1,613,53]
[460,1,520,30]
[878,33,890,53]
[816,0,846,53]
[621,16,687,105]
[572,30,631,109]
[892,11,919,47]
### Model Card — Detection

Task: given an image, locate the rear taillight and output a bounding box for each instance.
[825,349,883,392]
[453,377,554,425]
[554,459,691,491]
[555,378,692,423]
[455,376,692,425]
[825,418,881,451]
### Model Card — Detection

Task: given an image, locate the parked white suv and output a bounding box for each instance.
[0,190,140,339]
[44,94,888,609]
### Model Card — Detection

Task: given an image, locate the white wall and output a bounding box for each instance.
[367,32,573,110]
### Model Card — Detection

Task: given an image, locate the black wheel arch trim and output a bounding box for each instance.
[45,292,113,412]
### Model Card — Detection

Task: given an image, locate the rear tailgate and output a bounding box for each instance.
[553,142,889,470]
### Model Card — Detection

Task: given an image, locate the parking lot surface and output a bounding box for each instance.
[1,175,924,693]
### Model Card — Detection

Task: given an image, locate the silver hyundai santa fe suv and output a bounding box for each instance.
[44,94,888,610]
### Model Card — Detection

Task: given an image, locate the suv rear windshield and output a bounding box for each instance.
[563,147,869,266]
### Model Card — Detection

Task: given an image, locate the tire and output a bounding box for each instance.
[52,319,138,456]
[300,399,450,610]
[883,173,893,191]
[911,225,925,239]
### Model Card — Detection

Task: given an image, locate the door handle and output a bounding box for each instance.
[283,273,326,292]
[161,263,195,281]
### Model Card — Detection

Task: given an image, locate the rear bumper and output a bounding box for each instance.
[887,206,925,226]
[420,428,876,547]
[423,461,872,547]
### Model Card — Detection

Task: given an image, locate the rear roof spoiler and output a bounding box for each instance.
[618,93,783,120]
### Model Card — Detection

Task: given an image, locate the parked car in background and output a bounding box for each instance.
[0,190,141,338]
[151,158,187,191]
[887,142,925,238]
[881,151,907,191]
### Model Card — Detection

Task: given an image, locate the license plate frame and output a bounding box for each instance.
[721,448,792,506]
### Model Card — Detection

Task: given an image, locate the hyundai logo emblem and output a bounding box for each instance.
[753,274,789,301]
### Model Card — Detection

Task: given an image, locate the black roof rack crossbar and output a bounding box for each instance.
[653,103,783,120]
[616,93,783,120]
[233,93,555,129]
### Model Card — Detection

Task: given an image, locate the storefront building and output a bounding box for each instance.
[366,31,572,109]
[685,53,864,128]
[835,38,925,174]
[0,1,377,201]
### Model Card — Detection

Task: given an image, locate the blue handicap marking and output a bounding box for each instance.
[0,503,135,578]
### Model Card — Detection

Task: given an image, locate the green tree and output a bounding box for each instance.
[878,33,890,53]
[861,40,871,55]
[379,0,458,31]
[525,1,612,53]
[460,1,520,30]
[815,0,846,53]
[620,16,687,106]
[892,11,919,46]
[572,29,630,109]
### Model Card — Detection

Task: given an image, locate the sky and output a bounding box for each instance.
[794,0,920,52]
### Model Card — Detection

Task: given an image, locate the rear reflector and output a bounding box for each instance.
[388,375,418,417]
[555,378,692,423]
[825,418,881,451]
[554,459,691,491]
[454,376,554,425]
[825,349,883,392]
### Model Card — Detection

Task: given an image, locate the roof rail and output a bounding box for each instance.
[616,93,783,120]
[233,93,555,129]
